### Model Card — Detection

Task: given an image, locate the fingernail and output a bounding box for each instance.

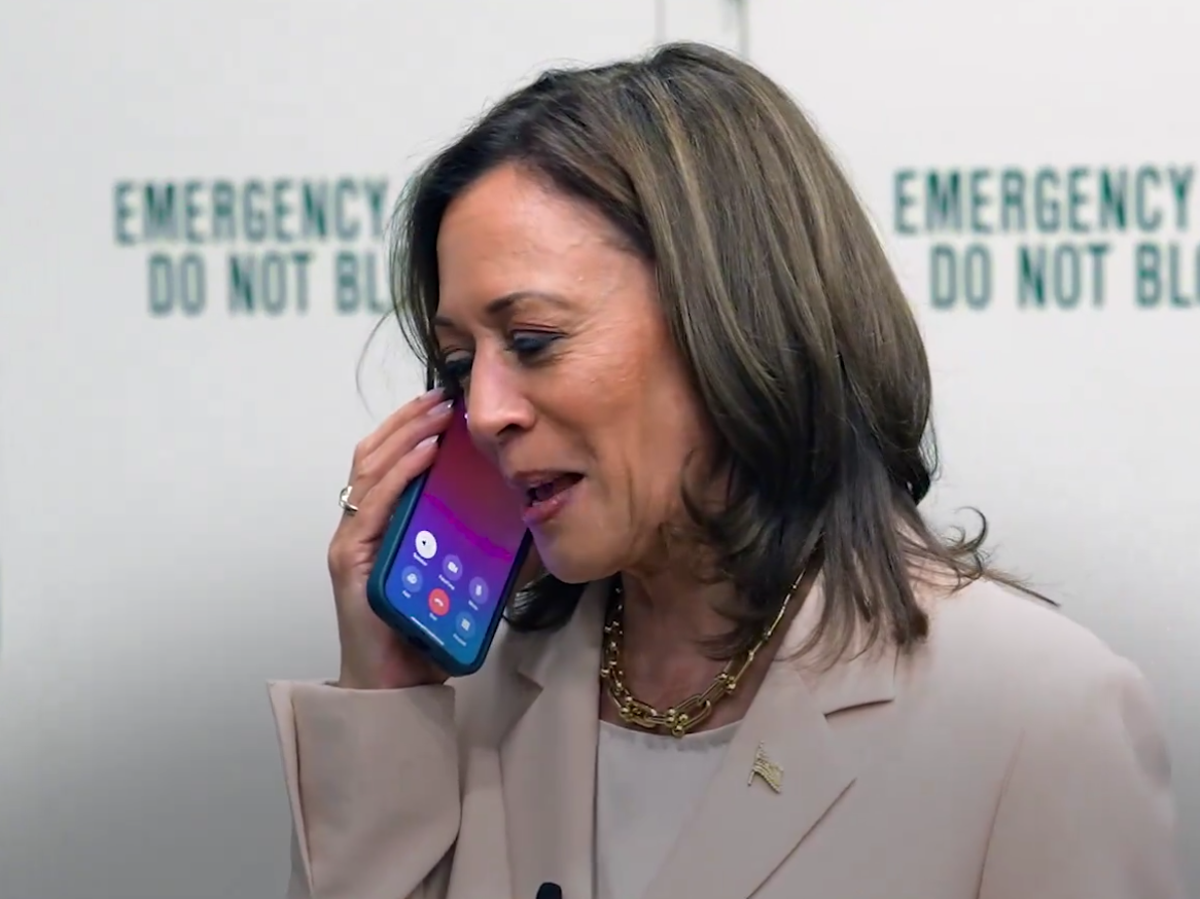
[427,399,453,417]
[416,435,439,450]
[422,386,445,402]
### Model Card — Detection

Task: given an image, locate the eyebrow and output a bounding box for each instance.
[432,290,571,328]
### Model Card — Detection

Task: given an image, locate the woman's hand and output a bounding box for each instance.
[328,388,455,690]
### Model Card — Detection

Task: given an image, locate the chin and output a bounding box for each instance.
[530,535,615,585]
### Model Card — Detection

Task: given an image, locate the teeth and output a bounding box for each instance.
[521,474,580,505]
[526,477,563,504]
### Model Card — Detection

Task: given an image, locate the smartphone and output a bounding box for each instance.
[367,398,533,677]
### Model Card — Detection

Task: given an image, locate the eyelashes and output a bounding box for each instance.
[510,332,558,356]
[438,331,561,387]
[440,359,471,388]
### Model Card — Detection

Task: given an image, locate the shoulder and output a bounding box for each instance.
[930,585,1184,896]
[447,617,550,740]
[921,577,1133,681]
[914,578,1166,755]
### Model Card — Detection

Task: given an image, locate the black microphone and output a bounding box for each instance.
[535,883,562,899]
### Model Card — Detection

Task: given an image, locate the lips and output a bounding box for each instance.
[523,473,583,507]
[513,471,584,528]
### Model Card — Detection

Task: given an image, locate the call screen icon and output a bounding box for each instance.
[414,530,438,560]
[400,567,422,593]
[468,577,489,605]
[428,588,450,617]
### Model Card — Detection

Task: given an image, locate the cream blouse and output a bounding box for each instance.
[594,720,739,899]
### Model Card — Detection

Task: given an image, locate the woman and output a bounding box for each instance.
[269,43,1182,899]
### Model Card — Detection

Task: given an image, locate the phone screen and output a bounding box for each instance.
[380,403,528,668]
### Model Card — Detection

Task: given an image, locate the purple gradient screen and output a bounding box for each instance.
[383,404,528,666]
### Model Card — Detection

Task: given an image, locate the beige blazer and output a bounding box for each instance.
[269,578,1184,899]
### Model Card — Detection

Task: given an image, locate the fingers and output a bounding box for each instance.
[337,391,455,539]
[356,397,453,489]
[349,435,440,535]
[354,387,448,461]
[347,394,452,495]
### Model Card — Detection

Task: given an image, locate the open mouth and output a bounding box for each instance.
[524,473,583,507]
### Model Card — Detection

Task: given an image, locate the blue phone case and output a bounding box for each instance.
[365,467,534,677]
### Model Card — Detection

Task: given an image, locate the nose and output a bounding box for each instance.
[463,347,535,450]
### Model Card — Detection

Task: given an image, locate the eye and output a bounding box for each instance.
[436,331,559,388]
[509,331,559,359]
[439,355,473,389]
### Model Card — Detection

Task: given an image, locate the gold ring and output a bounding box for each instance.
[338,485,359,516]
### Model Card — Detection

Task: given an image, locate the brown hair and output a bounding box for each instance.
[385,42,1039,665]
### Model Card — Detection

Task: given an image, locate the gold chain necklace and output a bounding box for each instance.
[598,575,800,738]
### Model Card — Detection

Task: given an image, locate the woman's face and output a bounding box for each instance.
[434,163,710,583]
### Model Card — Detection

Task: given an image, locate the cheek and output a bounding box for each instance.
[543,309,707,513]
[593,348,707,512]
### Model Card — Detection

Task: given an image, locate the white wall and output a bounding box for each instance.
[0,2,1193,897]
[748,0,1200,889]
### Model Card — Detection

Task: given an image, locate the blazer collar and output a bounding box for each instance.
[514,577,898,712]
[502,582,608,899]
[779,577,900,714]
[514,580,607,690]
[503,578,898,899]
[643,579,898,899]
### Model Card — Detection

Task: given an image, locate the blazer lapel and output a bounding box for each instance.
[642,590,899,899]
[500,582,607,899]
